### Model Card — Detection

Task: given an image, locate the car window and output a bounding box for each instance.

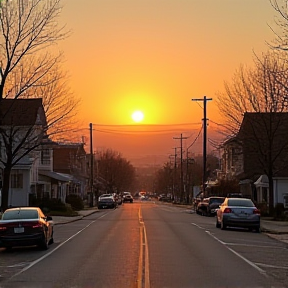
[101,198,113,202]
[227,199,254,207]
[210,198,224,204]
[2,209,39,220]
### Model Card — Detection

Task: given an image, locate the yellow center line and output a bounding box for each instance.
[137,206,150,288]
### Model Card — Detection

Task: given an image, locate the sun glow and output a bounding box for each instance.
[131,110,144,123]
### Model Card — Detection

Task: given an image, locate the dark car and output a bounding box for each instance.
[0,207,54,250]
[123,193,133,203]
[216,198,260,232]
[196,196,225,216]
[98,196,117,209]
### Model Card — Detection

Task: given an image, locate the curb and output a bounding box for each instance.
[53,209,99,225]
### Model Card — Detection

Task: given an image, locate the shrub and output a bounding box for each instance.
[66,194,84,211]
[30,197,67,213]
[257,202,269,217]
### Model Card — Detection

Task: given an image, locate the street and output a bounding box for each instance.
[0,201,287,288]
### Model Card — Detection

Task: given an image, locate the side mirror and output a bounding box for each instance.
[46,216,53,222]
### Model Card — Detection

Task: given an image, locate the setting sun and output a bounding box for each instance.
[131,111,144,123]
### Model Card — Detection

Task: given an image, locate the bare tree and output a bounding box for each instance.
[0,0,79,210]
[216,51,288,135]
[269,0,288,51]
[216,51,288,212]
[96,149,136,195]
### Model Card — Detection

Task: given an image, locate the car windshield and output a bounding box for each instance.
[101,198,113,202]
[2,209,39,220]
[100,194,112,198]
[227,199,255,207]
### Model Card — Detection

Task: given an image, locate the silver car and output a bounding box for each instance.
[216,198,261,232]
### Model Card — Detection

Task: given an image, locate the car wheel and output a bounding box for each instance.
[39,233,49,250]
[255,226,261,233]
[216,218,221,228]
[220,220,227,230]
[48,230,54,245]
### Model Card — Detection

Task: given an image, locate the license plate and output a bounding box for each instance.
[14,227,24,233]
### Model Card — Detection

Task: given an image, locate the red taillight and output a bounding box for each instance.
[21,221,42,229]
[253,209,261,215]
[0,225,7,231]
[223,208,232,213]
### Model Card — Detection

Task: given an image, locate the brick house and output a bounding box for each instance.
[219,112,288,209]
[51,142,89,200]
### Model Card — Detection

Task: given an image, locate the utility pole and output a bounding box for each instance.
[89,123,94,207]
[173,134,188,202]
[191,96,212,195]
[172,147,178,201]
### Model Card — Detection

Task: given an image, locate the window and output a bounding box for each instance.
[41,149,50,165]
[284,194,288,209]
[3,209,39,220]
[11,173,23,188]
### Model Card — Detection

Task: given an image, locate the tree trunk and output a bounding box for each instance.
[1,166,12,212]
[268,175,274,215]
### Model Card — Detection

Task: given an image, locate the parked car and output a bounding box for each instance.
[158,195,171,202]
[98,193,113,201]
[98,197,117,209]
[123,192,133,203]
[114,194,123,205]
[0,207,54,250]
[196,196,225,216]
[216,198,261,232]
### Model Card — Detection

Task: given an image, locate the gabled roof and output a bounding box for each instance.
[238,112,288,139]
[0,98,47,126]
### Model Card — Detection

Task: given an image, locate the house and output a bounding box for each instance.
[0,98,47,208]
[52,142,89,201]
[219,112,288,209]
[33,140,71,204]
[0,99,90,209]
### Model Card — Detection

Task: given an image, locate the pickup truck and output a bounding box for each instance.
[196,196,225,216]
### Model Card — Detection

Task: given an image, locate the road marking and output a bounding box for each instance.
[138,207,150,288]
[191,223,205,230]
[205,231,267,276]
[9,213,109,279]
[255,263,288,269]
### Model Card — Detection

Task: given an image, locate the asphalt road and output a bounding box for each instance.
[0,201,288,288]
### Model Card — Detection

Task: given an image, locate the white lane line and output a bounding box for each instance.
[205,230,267,276]
[10,213,109,279]
[191,223,206,230]
[223,242,285,249]
[255,263,288,269]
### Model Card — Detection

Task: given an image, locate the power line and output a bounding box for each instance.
[186,124,203,150]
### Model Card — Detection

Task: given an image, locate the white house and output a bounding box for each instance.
[0,98,48,208]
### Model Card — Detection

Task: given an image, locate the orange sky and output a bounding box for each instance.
[57,0,277,163]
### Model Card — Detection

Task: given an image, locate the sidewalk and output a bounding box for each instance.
[51,207,99,225]
[260,218,288,244]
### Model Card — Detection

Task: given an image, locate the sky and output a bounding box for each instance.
[57,0,278,164]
